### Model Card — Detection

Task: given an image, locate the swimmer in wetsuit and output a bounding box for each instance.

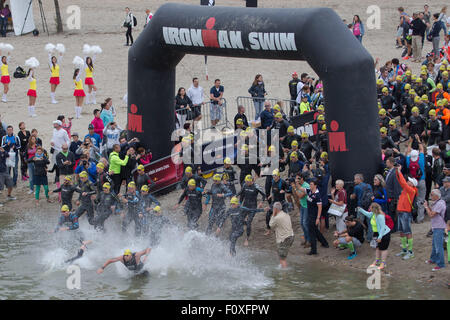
[96,248,151,274]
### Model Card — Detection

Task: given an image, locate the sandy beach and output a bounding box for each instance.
[0,0,449,289]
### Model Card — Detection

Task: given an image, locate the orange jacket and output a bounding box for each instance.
[439,107,450,125]
[396,170,417,213]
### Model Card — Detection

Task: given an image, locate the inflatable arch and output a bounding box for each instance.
[128,3,380,183]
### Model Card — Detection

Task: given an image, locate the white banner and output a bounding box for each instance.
[10,0,36,36]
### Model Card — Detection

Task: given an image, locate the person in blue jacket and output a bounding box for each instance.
[75,154,97,183]
[372,174,388,213]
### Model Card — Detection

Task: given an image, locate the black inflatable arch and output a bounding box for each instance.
[128,3,380,183]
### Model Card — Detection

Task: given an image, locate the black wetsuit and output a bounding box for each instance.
[123,253,144,272]
[53,183,77,210]
[236,183,266,239]
[178,187,204,230]
[95,171,114,196]
[237,155,261,185]
[427,118,442,145]
[138,192,161,235]
[93,191,117,231]
[135,173,154,192]
[180,173,207,190]
[204,183,232,235]
[148,213,170,246]
[122,192,142,235]
[74,180,96,225]
[218,165,237,195]
[299,140,318,162]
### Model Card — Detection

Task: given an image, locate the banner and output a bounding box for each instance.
[290,111,319,140]
[10,0,36,36]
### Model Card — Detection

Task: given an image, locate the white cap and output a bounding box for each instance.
[53,120,62,126]
[410,150,419,162]
[408,177,418,187]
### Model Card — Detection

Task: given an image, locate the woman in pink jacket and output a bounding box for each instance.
[91,109,104,139]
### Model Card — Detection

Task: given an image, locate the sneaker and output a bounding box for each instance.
[425,260,435,264]
[321,243,329,248]
[7,195,16,200]
[347,252,357,260]
[402,56,410,60]
[396,250,407,257]
[307,251,317,255]
[403,251,414,260]
[27,190,33,195]
[426,230,433,237]
[432,266,442,271]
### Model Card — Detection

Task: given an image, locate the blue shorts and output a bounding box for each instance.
[398,211,412,234]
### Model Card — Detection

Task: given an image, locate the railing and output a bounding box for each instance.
[175,98,232,132]
[235,96,298,122]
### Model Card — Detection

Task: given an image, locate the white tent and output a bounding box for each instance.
[10,0,36,36]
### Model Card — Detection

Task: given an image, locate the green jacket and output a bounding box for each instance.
[109,151,129,175]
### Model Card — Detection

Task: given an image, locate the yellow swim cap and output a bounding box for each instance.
[224,157,232,165]
[317,115,325,121]
[188,179,196,186]
[128,181,136,188]
[320,151,328,159]
[230,196,239,205]
[61,205,70,212]
[141,185,149,192]
[137,164,145,171]
[301,132,308,138]
[429,109,436,116]
[102,182,111,189]
[79,171,88,178]
[290,152,298,159]
[287,126,294,133]
[245,175,253,182]
[272,169,280,176]
[96,162,105,169]
[411,106,419,113]
[123,249,132,256]
[153,206,161,212]
[185,167,192,174]
[389,119,396,126]
[291,140,298,147]
[379,108,386,115]
[380,127,387,134]
[213,174,222,181]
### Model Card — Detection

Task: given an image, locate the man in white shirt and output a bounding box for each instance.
[103,122,123,155]
[51,120,70,165]
[269,202,295,268]
[295,73,309,104]
[187,77,205,122]
[123,7,135,46]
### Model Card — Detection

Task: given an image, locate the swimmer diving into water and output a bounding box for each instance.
[96,248,151,274]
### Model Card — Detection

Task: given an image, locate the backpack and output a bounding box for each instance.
[407,191,418,222]
[133,15,137,27]
[360,183,374,210]
[13,66,26,78]
[408,159,423,179]
[384,213,394,230]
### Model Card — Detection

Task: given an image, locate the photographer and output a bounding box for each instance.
[75,154,97,184]
[55,143,75,182]
[76,136,100,162]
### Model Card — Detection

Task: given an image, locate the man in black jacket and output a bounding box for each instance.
[233,105,249,130]
[55,144,75,180]
[288,72,299,117]
[385,157,402,231]
[411,12,427,62]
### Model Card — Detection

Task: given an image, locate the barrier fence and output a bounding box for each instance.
[235,96,298,123]
[175,98,231,131]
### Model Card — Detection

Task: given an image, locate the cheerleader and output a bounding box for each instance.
[0,53,9,102]
[84,55,97,104]
[73,68,86,119]
[27,68,37,117]
[48,52,62,104]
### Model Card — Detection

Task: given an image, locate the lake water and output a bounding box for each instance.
[0,211,448,300]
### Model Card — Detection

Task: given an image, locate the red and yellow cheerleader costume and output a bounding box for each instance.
[74,76,86,97]
[84,66,94,85]
[27,78,37,97]
[49,63,60,85]
[1,62,10,84]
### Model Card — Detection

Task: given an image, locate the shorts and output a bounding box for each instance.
[1,75,10,84]
[277,235,294,259]
[27,89,37,97]
[84,77,94,85]
[398,211,412,234]
[210,103,222,121]
[397,27,404,38]
[73,89,86,97]
[373,232,391,251]
[338,236,362,247]
[49,77,60,85]
[0,171,13,189]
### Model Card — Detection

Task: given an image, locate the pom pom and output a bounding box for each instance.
[0,43,6,51]
[72,56,84,68]
[55,43,65,54]
[4,44,13,52]
[25,57,40,68]
[45,43,55,53]
[90,45,102,54]
[82,44,91,55]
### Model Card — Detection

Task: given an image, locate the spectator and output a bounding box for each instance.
[431,147,445,188]
[123,7,135,46]
[136,147,152,166]
[144,9,153,27]
[175,87,194,127]
[372,174,388,213]
[233,105,249,130]
[0,145,15,204]
[109,144,132,194]
[0,4,10,38]
[57,115,72,138]
[1,125,20,186]
[352,15,365,43]
[410,12,427,62]
[76,136,100,162]
[29,146,51,205]
[100,98,116,127]
[85,124,101,149]
[56,143,75,181]
[259,101,274,130]
[333,215,364,260]
[103,122,123,156]
[187,77,204,123]
[248,74,266,120]
[91,109,104,140]
[74,154,97,184]
[26,135,37,195]
[291,173,310,248]
[295,73,308,105]
[423,189,446,271]
[350,173,373,240]
[395,165,418,261]
[288,72,299,116]
[50,120,70,177]
[30,128,42,147]
[405,139,426,223]
[269,202,294,268]
[329,179,348,233]
[357,203,391,270]
[429,13,444,59]
[209,79,224,127]
[17,122,30,182]
[69,132,82,168]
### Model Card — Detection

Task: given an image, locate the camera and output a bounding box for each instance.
[82,160,88,166]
